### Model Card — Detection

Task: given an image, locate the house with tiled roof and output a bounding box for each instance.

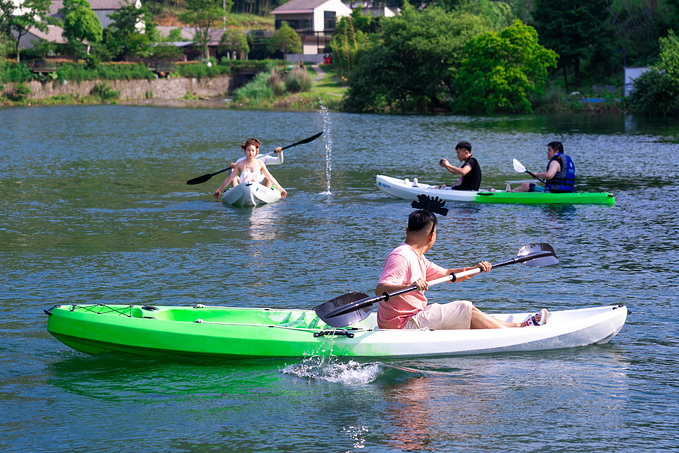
[9,0,142,51]
[48,0,142,29]
[271,0,351,55]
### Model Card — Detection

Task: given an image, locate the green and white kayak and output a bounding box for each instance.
[376,175,615,205]
[45,303,628,359]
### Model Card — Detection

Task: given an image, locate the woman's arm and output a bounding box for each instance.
[259,162,287,198]
[213,162,241,199]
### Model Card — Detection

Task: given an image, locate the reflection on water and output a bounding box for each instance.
[246,204,279,242]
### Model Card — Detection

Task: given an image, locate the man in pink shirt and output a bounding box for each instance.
[375,210,547,330]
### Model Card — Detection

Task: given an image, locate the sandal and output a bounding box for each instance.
[522,308,549,327]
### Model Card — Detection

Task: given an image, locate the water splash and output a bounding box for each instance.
[281,356,380,385]
[319,100,332,195]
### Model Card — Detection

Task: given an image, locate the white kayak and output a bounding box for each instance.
[222,181,282,207]
[376,175,616,205]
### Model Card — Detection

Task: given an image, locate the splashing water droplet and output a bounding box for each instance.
[281,356,381,385]
[319,100,332,195]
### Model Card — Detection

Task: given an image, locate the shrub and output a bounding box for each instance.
[10,83,31,101]
[284,65,311,93]
[56,63,155,82]
[1,62,37,83]
[267,68,286,96]
[628,70,679,117]
[175,61,231,79]
[232,70,273,103]
[91,82,119,101]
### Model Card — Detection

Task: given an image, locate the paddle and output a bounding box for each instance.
[186,131,323,185]
[314,243,558,328]
[513,159,546,183]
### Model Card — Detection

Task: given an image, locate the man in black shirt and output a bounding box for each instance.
[437,141,482,191]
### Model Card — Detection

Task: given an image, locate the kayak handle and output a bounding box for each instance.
[314,330,356,338]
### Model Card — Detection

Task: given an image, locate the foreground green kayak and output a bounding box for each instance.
[45,303,628,358]
[376,175,615,205]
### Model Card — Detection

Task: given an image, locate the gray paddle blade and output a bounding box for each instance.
[518,243,559,267]
[314,291,373,327]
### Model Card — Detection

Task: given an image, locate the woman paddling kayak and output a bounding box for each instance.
[213,138,287,201]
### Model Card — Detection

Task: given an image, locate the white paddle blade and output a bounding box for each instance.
[512,159,527,173]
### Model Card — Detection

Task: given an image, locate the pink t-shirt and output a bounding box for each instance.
[376,243,447,329]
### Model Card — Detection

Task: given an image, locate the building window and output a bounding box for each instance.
[276,19,299,30]
[324,11,336,31]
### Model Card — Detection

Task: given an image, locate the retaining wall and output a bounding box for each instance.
[1,74,232,100]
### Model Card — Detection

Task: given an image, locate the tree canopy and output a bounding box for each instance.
[61,0,103,56]
[0,0,51,62]
[628,29,679,117]
[180,0,232,60]
[454,20,557,113]
[342,2,493,112]
[268,22,301,58]
[103,2,157,60]
[532,0,613,91]
[219,29,249,59]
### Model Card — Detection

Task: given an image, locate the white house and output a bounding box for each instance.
[271,0,352,56]
[624,67,652,96]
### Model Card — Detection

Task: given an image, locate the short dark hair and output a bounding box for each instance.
[456,141,472,153]
[547,141,563,153]
[408,210,437,234]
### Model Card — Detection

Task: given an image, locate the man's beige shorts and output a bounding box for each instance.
[404,301,472,330]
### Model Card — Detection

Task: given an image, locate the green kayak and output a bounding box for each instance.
[45,303,628,358]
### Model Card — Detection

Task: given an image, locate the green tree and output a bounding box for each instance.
[104,1,157,60]
[268,22,301,59]
[628,29,679,116]
[609,0,679,68]
[0,0,51,62]
[329,10,375,78]
[179,0,231,60]
[454,20,557,114]
[218,28,249,59]
[454,0,515,28]
[343,3,492,112]
[532,0,613,92]
[61,0,103,56]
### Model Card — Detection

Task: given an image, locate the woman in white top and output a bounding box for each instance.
[213,138,287,200]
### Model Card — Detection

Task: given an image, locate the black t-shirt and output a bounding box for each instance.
[451,156,482,191]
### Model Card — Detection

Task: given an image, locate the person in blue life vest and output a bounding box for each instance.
[509,141,575,193]
[432,141,482,190]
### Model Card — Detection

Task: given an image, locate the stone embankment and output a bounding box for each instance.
[1,74,232,100]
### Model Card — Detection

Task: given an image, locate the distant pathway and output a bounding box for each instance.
[311,64,325,82]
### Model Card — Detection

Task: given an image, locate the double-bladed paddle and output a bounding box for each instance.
[314,243,558,328]
[186,131,323,185]
[513,159,546,183]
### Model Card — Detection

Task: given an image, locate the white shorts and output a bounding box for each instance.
[404,301,472,330]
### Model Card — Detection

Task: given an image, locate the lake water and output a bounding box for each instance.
[1,105,678,452]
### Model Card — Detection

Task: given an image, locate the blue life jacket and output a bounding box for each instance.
[545,153,575,193]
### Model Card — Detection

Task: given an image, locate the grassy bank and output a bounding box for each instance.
[229,63,348,111]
